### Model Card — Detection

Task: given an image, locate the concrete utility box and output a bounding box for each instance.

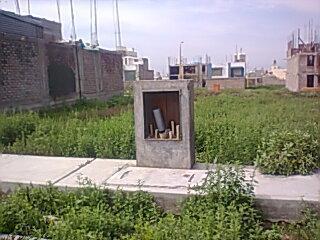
[134,80,195,169]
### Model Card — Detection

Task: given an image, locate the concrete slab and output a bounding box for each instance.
[0,154,93,186]
[105,166,208,194]
[254,170,320,201]
[0,154,319,220]
[56,158,136,187]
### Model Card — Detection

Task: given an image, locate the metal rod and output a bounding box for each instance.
[56,0,61,23]
[14,0,20,15]
[90,0,93,45]
[70,0,77,41]
[27,0,30,15]
[94,0,98,45]
[115,0,122,47]
[179,41,184,79]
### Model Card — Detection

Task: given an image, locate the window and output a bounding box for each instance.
[183,66,196,74]
[212,67,223,76]
[231,67,244,77]
[307,75,314,87]
[307,55,315,66]
[169,66,179,75]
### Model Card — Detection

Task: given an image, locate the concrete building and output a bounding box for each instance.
[117,46,154,81]
[286,29,320,92]
[168,57,212,86]
[246,61,286,88]
[0,10,123,110]
[268,60,287,80]
[246,69,265,88]
[207,50,246,90]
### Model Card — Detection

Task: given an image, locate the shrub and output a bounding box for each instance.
[0,184,162,239]
[128,166,281,240]
[0,113,38,147]
[256,130,320,175]
[1,167,319,239]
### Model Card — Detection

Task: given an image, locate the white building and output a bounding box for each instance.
[117,46,154,81]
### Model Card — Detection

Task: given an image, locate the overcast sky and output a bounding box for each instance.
[1,0,320,73]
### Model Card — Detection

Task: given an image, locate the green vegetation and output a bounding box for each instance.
[1,88,320,175]
[256,130,319,175]
[0,167,319,239]
[195,88,320,169]
[0,95,135,159]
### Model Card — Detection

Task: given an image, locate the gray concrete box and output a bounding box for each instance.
[134,80,195,169]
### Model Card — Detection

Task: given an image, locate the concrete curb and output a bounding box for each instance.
[0,154,319,221]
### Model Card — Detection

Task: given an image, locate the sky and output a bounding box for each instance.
[1,0,320,73]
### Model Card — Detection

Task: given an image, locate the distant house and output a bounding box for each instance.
[207,50,246,90]
[286,31,320,92]
[116,46,154,81]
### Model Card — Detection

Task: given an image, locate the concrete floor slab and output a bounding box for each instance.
[106,166,208,194]
[0,154,319,220]
[0,154,93,185]
[254,171,320,201]
[56,158,136,187]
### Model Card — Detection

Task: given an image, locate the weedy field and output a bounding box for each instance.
[1,87,319,175]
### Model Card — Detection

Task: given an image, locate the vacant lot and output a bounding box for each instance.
[1,87,319,166]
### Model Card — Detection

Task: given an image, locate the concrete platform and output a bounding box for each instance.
[0,154,319,221]
[56,158,135,187]
[0,154,93,187]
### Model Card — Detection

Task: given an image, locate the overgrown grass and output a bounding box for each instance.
[0,167,318,239]
[1,88,320,173]
[195,88,320,167]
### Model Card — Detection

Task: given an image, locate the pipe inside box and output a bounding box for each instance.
[143,91,181,140]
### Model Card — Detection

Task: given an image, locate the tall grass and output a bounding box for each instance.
[1,88,319,165]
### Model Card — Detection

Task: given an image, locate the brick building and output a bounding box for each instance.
[0,10,123,110]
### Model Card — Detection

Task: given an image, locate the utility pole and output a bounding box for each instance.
[179,41,184,79]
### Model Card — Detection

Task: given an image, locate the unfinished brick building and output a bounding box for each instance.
[0,10,123,110]
[286,31,320,92]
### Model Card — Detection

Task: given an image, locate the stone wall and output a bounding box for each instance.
[206,77,245,90]
[0,35,124,110]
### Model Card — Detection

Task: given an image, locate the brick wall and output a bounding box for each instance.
[206,78,245,90]
[100,49,123,97]
[80,49,98,96]
[0,35,124,110]
[262,75,285,86]
[0,34,49,109]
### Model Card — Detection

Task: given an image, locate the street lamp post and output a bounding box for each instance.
[179,41,184,79]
